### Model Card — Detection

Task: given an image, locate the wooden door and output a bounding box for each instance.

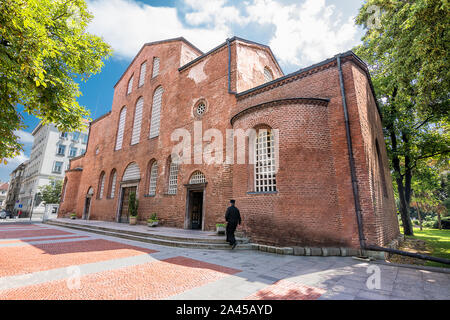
[119,186,136,223]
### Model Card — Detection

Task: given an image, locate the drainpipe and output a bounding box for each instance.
[336,55,450,265]
[337,55,366,250]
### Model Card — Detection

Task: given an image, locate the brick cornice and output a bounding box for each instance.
[230,97,330,126]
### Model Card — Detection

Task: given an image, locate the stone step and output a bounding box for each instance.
[44,220,252,250]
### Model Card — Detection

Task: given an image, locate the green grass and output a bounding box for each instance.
[401,227,450,268]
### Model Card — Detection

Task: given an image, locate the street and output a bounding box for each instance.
[0,222,449,300]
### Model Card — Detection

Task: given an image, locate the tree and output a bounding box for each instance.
[355,0,450,236]
[38,179,63,204]
[0,0,112,162]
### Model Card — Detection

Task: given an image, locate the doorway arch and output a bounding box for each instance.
[83,187,94,220]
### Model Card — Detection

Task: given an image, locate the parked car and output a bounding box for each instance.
[0,210,12,219]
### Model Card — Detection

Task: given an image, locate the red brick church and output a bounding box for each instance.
[59,37,400,249]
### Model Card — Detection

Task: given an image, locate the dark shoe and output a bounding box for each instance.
[232,243,237,250]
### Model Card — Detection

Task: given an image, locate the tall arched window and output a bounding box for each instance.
[127,75,134,94]
[138,61,147,87]
[255,128,277,192]
[98,172,106,199]
[148,161,158,196]
[152,57,160,78]
[167,158,179,195]
[264,67,273,82]
[115,107,127,150]
[131,97,144,145]
[149,86,163,138]
[109,169,117,199]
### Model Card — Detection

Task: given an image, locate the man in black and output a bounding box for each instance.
[225,199,241,249]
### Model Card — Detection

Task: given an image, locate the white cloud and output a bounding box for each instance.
[85,0,360,68]
[86,0,231,59]
[244,0,360,66]
[14,130,34,144]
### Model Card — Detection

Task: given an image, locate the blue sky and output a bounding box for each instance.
[0,0,366,182]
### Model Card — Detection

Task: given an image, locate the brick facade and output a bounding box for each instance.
[59,37,399,248]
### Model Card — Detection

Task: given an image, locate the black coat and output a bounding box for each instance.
[225,205,241,225]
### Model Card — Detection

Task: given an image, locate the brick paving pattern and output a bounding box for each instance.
[0,223,449,300]
[0,239,157,277]
[0,256,241,300]
[245,280,326,300]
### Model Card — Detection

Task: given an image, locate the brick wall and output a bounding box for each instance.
[58,38,399,248]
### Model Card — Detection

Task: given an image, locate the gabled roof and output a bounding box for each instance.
[178,36,284,76]
[0,183,9,191]
[113,37,204,88]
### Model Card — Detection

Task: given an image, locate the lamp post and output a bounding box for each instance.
[29,192,35,221]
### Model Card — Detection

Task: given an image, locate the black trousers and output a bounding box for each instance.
[226,221,238,245]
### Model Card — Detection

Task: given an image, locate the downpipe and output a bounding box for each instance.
[336,55,450,265]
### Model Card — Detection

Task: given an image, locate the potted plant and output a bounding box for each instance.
[70,213,76,220]
[216,223,226,235]
[128,192,138,225]
[147,213,159,227]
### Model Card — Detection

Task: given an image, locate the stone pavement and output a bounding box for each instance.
[0,222,449,300]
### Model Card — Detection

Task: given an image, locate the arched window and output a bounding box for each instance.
[127,75,134,94]
[152,57,160,78]
[149,86,163,138]
[138,61,147,87]
[109,169,117,199]
[122,162,141,181]
[148,161,158,196]
[255,128,277,192]
[167,158,179,195]
[115,107,127,150]
[131,97,144,145]
[264,67,273,82]
[189,171,206,184]
[98,172,106,199]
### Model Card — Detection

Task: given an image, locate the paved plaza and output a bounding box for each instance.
[0,222,449,300]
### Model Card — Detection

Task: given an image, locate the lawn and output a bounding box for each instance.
[401,227,450,268]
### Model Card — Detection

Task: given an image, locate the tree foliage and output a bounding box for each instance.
[355,0,450,235]
[38,179,63,204]
[0,0,112,162]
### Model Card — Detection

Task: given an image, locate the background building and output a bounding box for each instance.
[18,122,89,216]
[5,162,27,213]
[0,182,9,209]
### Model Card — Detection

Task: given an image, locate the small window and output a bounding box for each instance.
[57,145,66,156]
[81,133,88,144]
[189,171,206,184]
[167,160,179,195]
[72,132,80,142]
[127,75,134,95]
[148,162,158,196]
[264,67,273,82]
[194,101,207,117]
[53,161,63,173]
[152,57,160,78]
[139,62,147,87]
[60,132,68,139]
[69,147,77,157]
